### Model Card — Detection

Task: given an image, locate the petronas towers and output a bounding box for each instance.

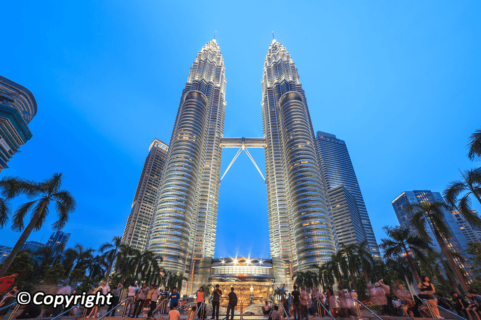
[123,38,379,290]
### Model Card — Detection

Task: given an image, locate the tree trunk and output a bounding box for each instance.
[403,245,421,285]
[433,228,469,293]
[446,267,461,295]
[363,270,370,285]
[0,200,47,277]
[104,263,112,282]
[350,272,357,291]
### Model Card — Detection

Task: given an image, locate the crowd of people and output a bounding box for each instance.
[3,271,481,320]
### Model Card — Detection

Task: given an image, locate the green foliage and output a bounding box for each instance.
[0,252,34,291]
[69,267,87,288]
[369,304,382,310]
[466,241,481,290]
[354,275,368,300]
[43,262,66,284]
[108,272,122,287]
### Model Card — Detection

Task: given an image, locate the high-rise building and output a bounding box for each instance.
[328,186,366,247]
[315,131,380,258]
[122,139,168,251]
[0,246,12,264]
[22,241,44,252]
[261,39,335,283]
[451,210,481,243]
[142,39,382,293]
[0,76,37,171]
[45,231,71,253]
[392,190,473,278]
[148,39,227,276]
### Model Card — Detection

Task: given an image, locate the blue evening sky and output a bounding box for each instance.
[1,1,480,260]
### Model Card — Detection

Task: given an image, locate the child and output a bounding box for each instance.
[169,303,180,320]
[187,305,197,320]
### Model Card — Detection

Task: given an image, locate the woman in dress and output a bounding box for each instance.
[196,287,205,320]
[418,275,441,318]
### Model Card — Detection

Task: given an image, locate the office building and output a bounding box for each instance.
[392,190,473,278]
[0,246,12,264]
[122,139,168,251]
[315,131,380,258]
[22,241,44,252]
[328,186,367,246]
[0,76,37,171]
[451,210,481,243]
[45,231,71,253]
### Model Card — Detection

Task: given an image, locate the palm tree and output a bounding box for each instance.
[325,251,349,288]
[114,244,138,284]
[467,127,481,161]
[86,255,107,280]
[444,168,481,219]
[63,244,95,276]
[408,201,470,293]
[99,236,122,281]
[340,243,360,291]
[354,240,374,285]
[292,271,319,290]
[379,225,430,285]
[0,173,76,277]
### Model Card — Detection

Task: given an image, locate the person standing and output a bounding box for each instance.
[300,287,309,320]
[288,293,292,315]
[291,286,301,320]
[149,285,161,317]
[262,301,271,315]
[0,286,19,320]
[0,273,18,296]
[196,287,206,320]
[226,287,237,320]
[54,281,72,316]
[108,283,123,317]
[126,282,139,317]
[169,287,181,314]
[132,283,148,318]
[211,284,222,320]
[452,292,469,318]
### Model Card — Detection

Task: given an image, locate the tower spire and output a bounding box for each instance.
[272,31,276,43]
[214,30,217,40]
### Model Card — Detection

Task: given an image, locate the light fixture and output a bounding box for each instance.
[246,258,251,265]
[259,259,263,265]
[221,260,225,264]
[233,258,238,265]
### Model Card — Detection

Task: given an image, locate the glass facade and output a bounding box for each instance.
[0,76,37,171]
[148,40,227,274]
[262,40,335,280]
[328,186,366,247]
[46,231,71,254]
[315,131,380,258]
[392,190,474,279]
[122,139,168,251]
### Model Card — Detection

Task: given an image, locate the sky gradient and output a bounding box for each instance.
[1,0,480,259]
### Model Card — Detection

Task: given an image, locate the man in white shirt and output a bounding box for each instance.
[149,285,161,317]
[126,282,139,316]
[53,282,72,316]
[99,281,111,295]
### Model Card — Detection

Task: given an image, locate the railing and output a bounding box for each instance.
[353,298,383,320]
[151,299,171,318]
[0,302,16,312]
[421,299,436,318]
[98,298,128,320]
[438,305,467,320]
[279,301,290,320]
[315,297,335,320]
[51,304,80,320]
[240,301,243,320]
[7,303,20,320]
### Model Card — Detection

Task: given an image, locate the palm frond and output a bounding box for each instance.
[11,200,37,231]
[467,128,481,161]
[0,198,11,228]
[0,176,33,199]
[458,193,481,227]
[33,198,50,231]
[410,210,431,241]
[443,181,466,208]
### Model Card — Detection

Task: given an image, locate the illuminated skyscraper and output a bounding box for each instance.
[122,139,168,251]
[148,40,226,274]
[315,131,380,258]
[261,39,335,283]
[0,76,37,171]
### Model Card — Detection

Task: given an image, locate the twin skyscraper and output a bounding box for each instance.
[122,38,379,291]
